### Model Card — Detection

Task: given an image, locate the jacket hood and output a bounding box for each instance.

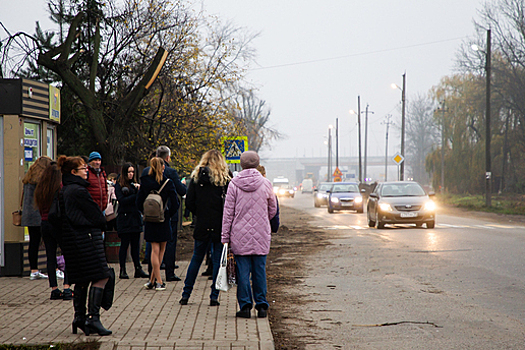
[196,166,212,184]
[231,168,266,192]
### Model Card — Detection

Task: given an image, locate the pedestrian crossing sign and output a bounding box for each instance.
[221,136,248,163]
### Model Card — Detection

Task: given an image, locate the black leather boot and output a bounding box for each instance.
[119,266,129,279]
[72,284,89,335]
[86,286,112,336]
[134,266,149,278]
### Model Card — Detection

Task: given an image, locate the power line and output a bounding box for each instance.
[251,37,466,71]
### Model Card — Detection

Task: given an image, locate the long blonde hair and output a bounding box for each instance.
[23,156,52,184]
[149,157,164,183]
[191,150,230,186]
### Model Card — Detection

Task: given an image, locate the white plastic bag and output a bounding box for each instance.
[215,243,232,292]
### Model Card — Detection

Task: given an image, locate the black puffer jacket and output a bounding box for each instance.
[185,167,229,242]
[59,173,110,284]
[115,182,143,235]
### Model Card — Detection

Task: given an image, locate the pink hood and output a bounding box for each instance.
[221,168,277,255]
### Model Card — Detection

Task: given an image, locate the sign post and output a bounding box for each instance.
[392,152,404,181]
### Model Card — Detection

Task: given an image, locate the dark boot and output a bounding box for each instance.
[119,266,129,279]
[72,284,89,335]
[86,286,112,336]
[134,266,149,278]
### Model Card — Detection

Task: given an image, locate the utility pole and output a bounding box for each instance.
[364,104,374,183]
[357,96,362,183]
[440,101,446,193]
[336,118,339,170]
[485,29,492,207]
[400,73,406,181]
[382,115,393,181]
[328,127,332,182]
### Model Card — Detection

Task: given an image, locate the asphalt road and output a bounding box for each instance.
[278,192,525,349]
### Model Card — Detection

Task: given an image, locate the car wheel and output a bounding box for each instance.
[426,221,435,229]
[357,208,364,214]
[328,207,334,214]
[367,210,376,227]
[415,223,423,228]
[376,212,385,229]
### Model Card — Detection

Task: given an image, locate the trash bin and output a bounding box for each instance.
[104,231,121,263]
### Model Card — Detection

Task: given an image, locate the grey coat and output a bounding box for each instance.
[21,183,41,227]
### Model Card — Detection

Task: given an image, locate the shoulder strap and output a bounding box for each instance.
[158,179,169,193]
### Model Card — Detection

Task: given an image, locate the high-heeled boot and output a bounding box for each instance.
[72,284,89,335]
[119,266,129,279]
[134,266,149,278]
[85,286,112,336]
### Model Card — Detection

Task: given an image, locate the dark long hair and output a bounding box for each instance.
[34,162,61,212]
[119,163,135,187]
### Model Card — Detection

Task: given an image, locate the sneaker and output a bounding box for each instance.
[62,288,73,300]
[155,282,166,291]
[30,271,48,280]
[56,270,64,279]
[50,289,63,300]
[144,281,155,290]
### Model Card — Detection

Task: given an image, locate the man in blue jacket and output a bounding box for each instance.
[142,146,187,281]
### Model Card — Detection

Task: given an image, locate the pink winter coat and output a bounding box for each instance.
[221,168,277,255]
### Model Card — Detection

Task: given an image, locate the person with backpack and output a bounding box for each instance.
[179,150,231,306]
[136,157,179,291]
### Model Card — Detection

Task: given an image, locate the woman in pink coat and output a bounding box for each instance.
[221,151,277,318]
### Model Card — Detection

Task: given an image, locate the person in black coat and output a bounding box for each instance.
[115,163,149,279]
[57,156,112,336]
[179,150,231,306]
[136,157,179,291]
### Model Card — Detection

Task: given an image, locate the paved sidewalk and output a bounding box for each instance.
[0,261,274,350]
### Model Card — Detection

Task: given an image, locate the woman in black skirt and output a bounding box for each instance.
[136,157,179,291]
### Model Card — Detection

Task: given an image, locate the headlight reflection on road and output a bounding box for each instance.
[426,231,438,251]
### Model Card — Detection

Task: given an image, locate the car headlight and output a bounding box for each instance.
[331,197,340,204]
[273,188,278,194]
[289,190,294,194]
[379,202,392,212]
[354,196,363,204]
[279,189,286,195]
[316,193,323,198]
[423,200,436,211]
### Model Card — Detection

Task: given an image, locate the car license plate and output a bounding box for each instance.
[341,202,352,207]
[400,212,417,218]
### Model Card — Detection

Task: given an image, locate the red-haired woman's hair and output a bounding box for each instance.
[57,155,85,175]
[34,162,61,212]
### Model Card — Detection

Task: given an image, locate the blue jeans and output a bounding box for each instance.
[235,255,269,311]
[182,239,222,300]
[163,217,178,278]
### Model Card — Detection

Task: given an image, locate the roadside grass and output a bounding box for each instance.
[437,193,525,215]
[0,341,99,350]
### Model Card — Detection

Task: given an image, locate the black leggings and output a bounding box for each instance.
[119,232,141,268]
[41,220,69,288]
[27,226,42,270]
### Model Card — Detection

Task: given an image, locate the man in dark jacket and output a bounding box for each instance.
[86,151,108,212]
[142,146,187,281]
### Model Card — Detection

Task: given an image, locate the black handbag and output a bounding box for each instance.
[101,267,115,311]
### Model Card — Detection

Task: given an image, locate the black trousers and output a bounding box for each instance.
[118,232,141,268]
[41,220,69,287]
[27,226,42,270]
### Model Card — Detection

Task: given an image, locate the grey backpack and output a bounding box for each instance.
[143,179,169,223]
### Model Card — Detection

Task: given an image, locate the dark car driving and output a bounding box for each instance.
[367,181,436,229]
[327,182,364,213]
[314,182,333,207]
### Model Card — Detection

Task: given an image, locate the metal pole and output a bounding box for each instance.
[336,118,339,170]
[400,73,406,181]
[364,105,368,183]
[485,29,492,207]
[357,96,362,183]
[328,127,332,182]
[384,114,392,181]
[441,101,446,193]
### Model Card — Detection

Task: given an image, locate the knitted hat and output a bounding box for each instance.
[88,151,102,162]
[240,151,260,169]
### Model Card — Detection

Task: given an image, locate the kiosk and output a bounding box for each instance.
[0,78,60,276]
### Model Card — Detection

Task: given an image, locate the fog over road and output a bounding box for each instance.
[278,193,525,349]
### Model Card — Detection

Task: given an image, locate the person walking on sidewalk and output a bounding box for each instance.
[34,161,73,300]
[137,157,179,291]
[221,151,277,319]
[115,163,149,279]
[180,150,231,306]
[57,156,112,336]
[22,156,52,280]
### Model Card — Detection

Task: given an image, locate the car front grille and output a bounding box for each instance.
[395,205,421,211]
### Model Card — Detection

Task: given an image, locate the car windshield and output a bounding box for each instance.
[380,183,426,197]
[319,184,332,191]
[331,184,359,193]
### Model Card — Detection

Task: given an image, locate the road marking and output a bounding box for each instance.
[485,224,518,229]
[437,224,467,228]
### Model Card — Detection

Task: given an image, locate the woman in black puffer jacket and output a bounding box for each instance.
[57,156,112,337]
[115,163,148,279]
[179,150,230,306]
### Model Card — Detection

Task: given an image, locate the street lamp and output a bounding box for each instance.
[391,73,406,181]
[349,95,362,183]
[472,30,492,207]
